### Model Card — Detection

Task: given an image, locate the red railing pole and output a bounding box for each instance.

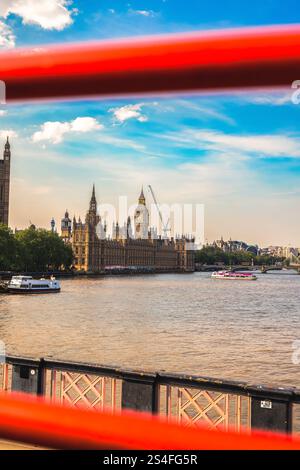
[0,392,300,449]
[0,24,299,102]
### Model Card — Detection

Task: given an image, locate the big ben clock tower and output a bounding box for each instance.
[134,187,149,239]
[0,137,11,226]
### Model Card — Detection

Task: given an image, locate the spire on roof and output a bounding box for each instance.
[89,183,97,212]
[138,186,146,205]
[5,135,9,148]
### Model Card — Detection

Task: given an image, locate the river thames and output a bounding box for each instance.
[0,272,300,387]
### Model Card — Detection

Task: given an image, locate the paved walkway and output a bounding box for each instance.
[0,439,44,450]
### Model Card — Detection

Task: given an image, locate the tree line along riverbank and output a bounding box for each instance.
[195,245,285,266]
[0,224,287,274]
[0,224,73,272]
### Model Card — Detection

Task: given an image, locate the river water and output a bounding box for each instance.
[0,272,300,387]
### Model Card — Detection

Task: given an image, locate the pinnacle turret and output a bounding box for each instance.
[138,186,146,205]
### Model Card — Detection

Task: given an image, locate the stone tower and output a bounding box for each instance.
[61,210,72,242]
[134,187,149,239]
[0,137,11,226]
[85,184,99,226]
[84,184,101,272]
[50,218,56,233]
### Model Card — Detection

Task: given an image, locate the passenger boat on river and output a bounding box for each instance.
[6,276,61,294]
[211,271,257,281]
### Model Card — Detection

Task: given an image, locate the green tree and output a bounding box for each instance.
[195,246,227,264]
[15,227,73,272]
[0,224,18,270]
[195,246,285,267]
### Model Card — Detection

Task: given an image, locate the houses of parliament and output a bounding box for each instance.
[0,138,194,273]
[61,186,195,273]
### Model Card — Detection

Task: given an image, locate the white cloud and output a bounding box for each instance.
[96,134,145,152]
[196,130,300,157]
[128,9,156,17]
[250,95,292,106]
[0,0,77,31]
[163,129,300,158]
[175,99,235,125]
[0,129,17,139]
[32,117,103,144]
[69,117,102,133]
[241,92,293,106]
[0,110,7,116]
[33,121,70,144]
[109,104,148,123]
[0,19,15,48]
[9,133,300,245]
[226,90,293,107]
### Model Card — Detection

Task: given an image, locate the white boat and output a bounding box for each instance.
[7,276,61,294]
[211,271,257,281]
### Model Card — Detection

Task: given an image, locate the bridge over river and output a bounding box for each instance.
[195,263,300,273]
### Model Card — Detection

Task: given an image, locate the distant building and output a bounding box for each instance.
[281,246,299,262]
[260,246,284,257]
[50,218,56,233]
[212,237,258,255]
[0,137,11,226]
[61,186,195,273]
[261,245,297,259]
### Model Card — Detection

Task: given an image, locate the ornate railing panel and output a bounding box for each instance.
[160,385,250,431]
[1,358,300,435]
[0,363,10,392]
[48,370,120,412]
[293,404,300,436]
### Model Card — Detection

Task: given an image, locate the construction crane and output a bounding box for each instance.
[148,185,171,238]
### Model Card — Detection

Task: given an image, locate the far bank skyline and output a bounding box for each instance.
[1,4,300,246]
[5,150,300,249]
[1,117,300,246]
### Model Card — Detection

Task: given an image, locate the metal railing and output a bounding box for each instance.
[1,355,300,435]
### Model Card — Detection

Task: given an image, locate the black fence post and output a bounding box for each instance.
[248,386,294,434]
[10,357,46,396]
[121,372,159,414]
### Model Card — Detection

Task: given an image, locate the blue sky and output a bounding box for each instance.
[1,1,300,246]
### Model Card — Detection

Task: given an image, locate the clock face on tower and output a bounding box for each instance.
[134,201,149,239]
[134,211,144,229]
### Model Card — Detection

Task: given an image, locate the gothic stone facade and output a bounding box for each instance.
[61,187,195,273]
[0,138,11,226]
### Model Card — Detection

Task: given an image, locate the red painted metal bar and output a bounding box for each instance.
[0,24,300,102]
[0,392,300,449]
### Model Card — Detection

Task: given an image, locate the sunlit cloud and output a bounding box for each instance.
[32,117,103,144]
[239,91,293,106]
[174,100,235,125]
[128,9,157,18]
[0,0,77,31]
[0,129,17,139]
[0,19,15,48]
[109,104,148,123]
[161,129,300,158]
